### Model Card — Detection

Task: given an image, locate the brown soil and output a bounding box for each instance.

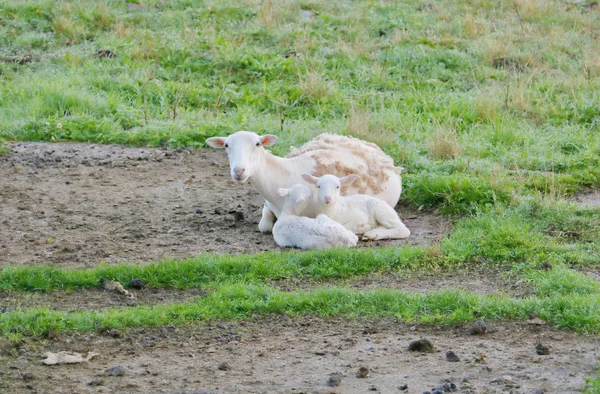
[1,317,597,394]
[0,142,450,267]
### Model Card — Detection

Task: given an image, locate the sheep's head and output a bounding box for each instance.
[206,131,278,183]
[278,184,312,215]
[302,173,359,206]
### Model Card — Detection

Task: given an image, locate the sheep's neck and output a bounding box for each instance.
[317,200,341,219]
[248,150,299,213]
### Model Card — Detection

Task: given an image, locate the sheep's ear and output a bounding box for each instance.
[205,137,227,149]
[260,134,278,147]
[340,174,360,186]
[302,174,318,185]
[277,188,289,197]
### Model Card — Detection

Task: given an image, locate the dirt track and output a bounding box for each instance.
[0,142,450,267]
[1,317,597,394]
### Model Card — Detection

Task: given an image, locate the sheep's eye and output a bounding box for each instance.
[224,143,229,148]
[336,186,340,189]
[317,186,321,189]
[255,142,260,147]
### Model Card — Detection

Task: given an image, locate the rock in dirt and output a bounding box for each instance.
[327,372,343,387]
[88,379,105,386]
[102,279,135,299]
[398,383,409,390]
[469,320,488,335]
[218,362,232,371]
[535,343,550,355]
[42,351,100,365]
[409,338,436,353]
[105,365,126,377]
[429,382,458,393]
[104,328,123,338]
[446,350,460,362]
[0,306,7,313]
[129,278,145,290]
[356,366,370,378]
[22,373,34,381]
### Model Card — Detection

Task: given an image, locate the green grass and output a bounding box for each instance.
[2,284,600,338]
[1,3,600,388]
[587,375,600,394]
[1,0,599,212]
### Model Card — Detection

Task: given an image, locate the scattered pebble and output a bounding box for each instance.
[233,211,244,221]
[105,329,122,338]
[218,362,232,371]
[195,208,203,214]
[469,320,488,335]
[22,373,34,381]
[409,338,436,353]
[356,366,370,378]
[399,383,409,390]
[535,343,550,355]
[88,379,105,386]
[327,372,343,387]
[105,366,126,377]
[368,384,378,391]
[446,350,460,362]
[429,382,458,393]
[0,306,7,313]
[129,279,145,290]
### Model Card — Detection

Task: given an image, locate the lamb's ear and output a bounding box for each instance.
[205,137,227,149]
[340,174,360,186]
[302,174,318,185]
[260,134,279,147]
[277,188,289,197]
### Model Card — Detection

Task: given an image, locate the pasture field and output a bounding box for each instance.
[1,0,600,392]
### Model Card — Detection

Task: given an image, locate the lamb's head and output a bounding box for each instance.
[302,173,359,206]
[206,131,278,183]
[277,184,313,215]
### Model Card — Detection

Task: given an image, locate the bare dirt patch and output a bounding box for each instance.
[0,317,597,394]
[0,142,450,267]
[573,188,600,209]
[0,287,206,313]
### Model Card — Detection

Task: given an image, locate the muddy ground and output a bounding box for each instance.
[1,142,599,394]
[1,317,598,394]
[0,142,450,267]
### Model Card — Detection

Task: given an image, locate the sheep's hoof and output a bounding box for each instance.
[361,235,377,241]
[258,220,274,234]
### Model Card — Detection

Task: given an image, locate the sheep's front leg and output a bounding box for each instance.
[258,203,276,233]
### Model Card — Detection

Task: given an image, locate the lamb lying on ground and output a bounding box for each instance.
[272,184,358,250]
[302,174,411,241]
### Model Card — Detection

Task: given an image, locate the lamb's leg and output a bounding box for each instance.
[362,204,410,240]
[258,203,276,233]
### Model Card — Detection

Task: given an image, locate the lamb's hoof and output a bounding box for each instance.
[361,235,377,241]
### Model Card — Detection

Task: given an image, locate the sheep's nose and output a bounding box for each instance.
[324,196,332,204]
[233,167,246,176]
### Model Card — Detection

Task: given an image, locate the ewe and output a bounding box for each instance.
[302,174,411,241]
[272,184,358,249]
[206,131,402,233]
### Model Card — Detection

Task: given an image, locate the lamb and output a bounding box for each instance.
[272,184,358,249]
[302,173,411,241]
[206,131,403,233]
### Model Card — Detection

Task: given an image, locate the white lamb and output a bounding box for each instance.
[302,174,411,241]
[205,131,403,233]
[272,184,358,250]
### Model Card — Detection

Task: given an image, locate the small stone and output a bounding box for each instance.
[369,385,378,391]
[105,366,126,377]
[399,383,409,390]
[408,338,435,353]
[469,320,488,335]
[0,307,7,313]
[22,373,34,381]
[327,372,343,387]
[129,279,145,289]
[446,350,460,362]
[532,390,545,394]
[195,208,203,214]
[214,208,223,215]
[106,329,122,338]
[535,343,550,355]
[356,366,370,378]
[218,362,232,371]
[88,379,105,386]
[233,211,244,221]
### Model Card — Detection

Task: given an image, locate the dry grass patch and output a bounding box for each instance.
[299,71,335,101]
[346,108,397,149]
[464,13,478,37]
[427,124,460,160]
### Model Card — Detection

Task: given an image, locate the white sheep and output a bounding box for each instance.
[302,174,411,241]
[272,184,358,249]
[206,131,403,233]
